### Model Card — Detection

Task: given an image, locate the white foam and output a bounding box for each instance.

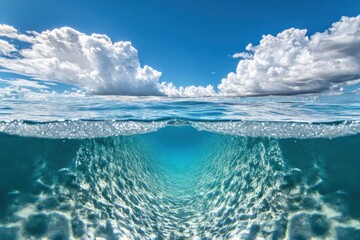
[192,120,360,139]
[0,120,360,139]
[0,120,168,139]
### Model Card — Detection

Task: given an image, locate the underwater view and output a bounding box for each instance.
[0,94,360,239]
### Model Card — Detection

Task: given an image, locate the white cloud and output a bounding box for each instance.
[160,82,215,97]
[0,26,163,96]
[0,25,218,97]
[232,50,252,59]
[0,24,18,38]
[0,39,16,56]
[219,15,360,96]
[3,79,49,89]
[0,24,35,42]
[0,15,360,97]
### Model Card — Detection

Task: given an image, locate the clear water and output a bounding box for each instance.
[0,91,360,239]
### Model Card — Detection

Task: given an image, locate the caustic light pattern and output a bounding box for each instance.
[0,125,360,239]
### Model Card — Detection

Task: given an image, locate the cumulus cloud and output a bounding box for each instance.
[219,15,360,96]
[0,24,218,97]
[0,25,164,95]
[0,24,35,42]
[0,39,16,56]
[0,15,359,97]
[0,24,18,38]
[160,82,215,97]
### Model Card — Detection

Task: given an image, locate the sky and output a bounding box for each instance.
[0,0,360,97]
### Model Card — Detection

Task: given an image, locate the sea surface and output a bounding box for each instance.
[0,90,360,239]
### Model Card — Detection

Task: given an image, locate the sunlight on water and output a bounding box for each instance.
[0,126,360,239]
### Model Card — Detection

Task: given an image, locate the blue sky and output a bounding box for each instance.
[0,0,360,96]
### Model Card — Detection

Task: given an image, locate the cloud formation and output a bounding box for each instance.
[159,82,215,97]
[0,25,163,95]
[0,15,360,97]
[4,79,50,89]
[219,15,360,96]
[0,39,16,56]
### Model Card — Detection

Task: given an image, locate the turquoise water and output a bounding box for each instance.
[0,93,360,239]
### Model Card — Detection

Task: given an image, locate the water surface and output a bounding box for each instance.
[0,92,359,239]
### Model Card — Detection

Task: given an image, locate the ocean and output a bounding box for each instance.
[0,92,360,239]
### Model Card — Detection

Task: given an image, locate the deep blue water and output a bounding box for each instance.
[0,92,360,239]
